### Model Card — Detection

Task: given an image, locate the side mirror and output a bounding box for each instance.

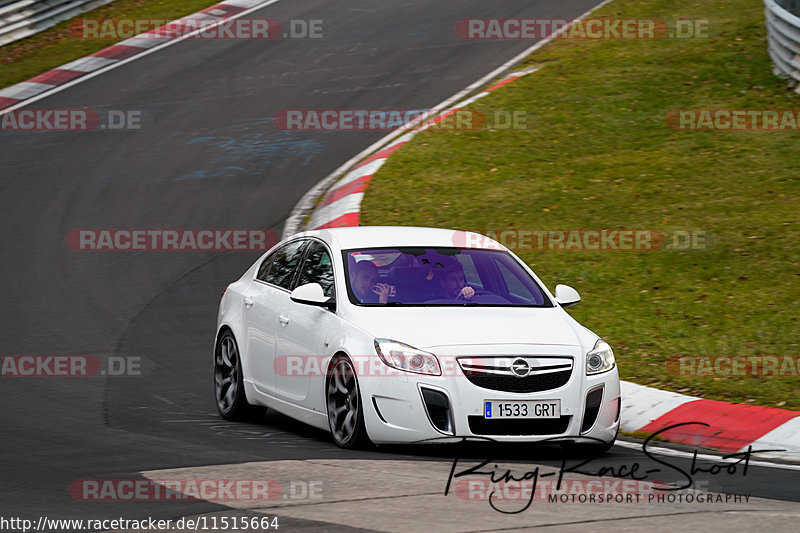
[290,283,335,310]
[555,284,581,307]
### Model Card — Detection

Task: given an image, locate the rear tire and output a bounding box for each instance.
[326,355,369,449]
[214,329,265,421]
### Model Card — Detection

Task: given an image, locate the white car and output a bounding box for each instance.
[214,226,620,449]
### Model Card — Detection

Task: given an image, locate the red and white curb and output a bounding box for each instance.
[303,68,537,230]
[621,382,799,460]
[0,0,272,113]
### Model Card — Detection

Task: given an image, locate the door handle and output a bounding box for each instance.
[278,314,290,326]
[244,297,254,309]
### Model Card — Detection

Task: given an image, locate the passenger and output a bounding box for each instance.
[351,261,391,303]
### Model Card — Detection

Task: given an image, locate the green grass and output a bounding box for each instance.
[0,0,222,90]
[361,0,800,409]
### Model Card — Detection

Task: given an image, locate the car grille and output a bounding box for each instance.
[468,415,572,436]
[458,356,573,393]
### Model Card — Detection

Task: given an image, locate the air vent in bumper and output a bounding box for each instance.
[420,387,454,435]
[581,386,604,434]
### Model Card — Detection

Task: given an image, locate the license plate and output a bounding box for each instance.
[484,400,561,419]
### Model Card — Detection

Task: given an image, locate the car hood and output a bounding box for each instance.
[343,306,584,350]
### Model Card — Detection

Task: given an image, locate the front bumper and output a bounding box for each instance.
[359,350,621,445]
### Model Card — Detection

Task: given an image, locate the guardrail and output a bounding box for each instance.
[0,0,114,47]
[765,0,800,89]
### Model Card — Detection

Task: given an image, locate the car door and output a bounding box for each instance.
[243,239,307,396]
[275,239,337,407]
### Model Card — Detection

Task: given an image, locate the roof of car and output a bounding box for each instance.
[293,226,506,251]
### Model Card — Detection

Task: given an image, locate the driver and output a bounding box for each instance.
[437,261,475,301]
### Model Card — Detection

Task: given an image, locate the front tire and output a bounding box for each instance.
[562,428,618,457]
[599,427,618,453]
[326,355,369,449]
[214,329,263,421]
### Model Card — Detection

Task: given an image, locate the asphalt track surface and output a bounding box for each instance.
[1,0,798,531]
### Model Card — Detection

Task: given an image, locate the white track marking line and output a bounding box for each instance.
[614,440,800,471]
[0,0,282,116]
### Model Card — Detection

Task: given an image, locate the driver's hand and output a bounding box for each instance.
[373,283,391,304]
[459,286,475,300]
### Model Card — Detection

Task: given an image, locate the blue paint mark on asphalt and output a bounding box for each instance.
[187,137,217,145]
[178,132,325,180]
[177,166,248,180]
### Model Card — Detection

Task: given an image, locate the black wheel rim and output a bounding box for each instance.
[215,334,238,413]
[327,359,359,444]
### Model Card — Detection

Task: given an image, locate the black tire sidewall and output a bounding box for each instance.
[214,330,249,420]
[327,355,368,449]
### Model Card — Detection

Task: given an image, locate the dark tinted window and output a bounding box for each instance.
[257,253,275,281]
[297,241,335,298]
[263,240,306,289]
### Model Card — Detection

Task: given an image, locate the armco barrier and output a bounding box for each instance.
[765,0,800,89]
[0,0,114,47]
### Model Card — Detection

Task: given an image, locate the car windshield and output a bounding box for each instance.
[343,247,553,307]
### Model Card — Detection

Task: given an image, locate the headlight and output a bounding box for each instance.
[586,339,615,375]
[374,339,441,376]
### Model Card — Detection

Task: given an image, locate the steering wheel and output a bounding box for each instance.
[455,289,492,301]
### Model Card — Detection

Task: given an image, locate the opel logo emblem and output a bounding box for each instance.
[510,358,530,378]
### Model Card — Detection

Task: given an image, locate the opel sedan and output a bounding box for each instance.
[214,226,620,449]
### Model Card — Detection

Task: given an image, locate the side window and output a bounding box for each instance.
[297,241,335,297]
[263,240,306,290]
[257,253,275,282]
